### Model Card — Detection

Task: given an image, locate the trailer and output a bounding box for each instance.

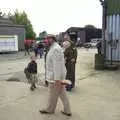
[0,35,18,52]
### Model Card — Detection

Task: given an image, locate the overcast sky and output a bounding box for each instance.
[0,0,102,35]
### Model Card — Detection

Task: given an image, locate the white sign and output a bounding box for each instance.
[0,35,18,52]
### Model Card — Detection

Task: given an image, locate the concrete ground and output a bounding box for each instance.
[0,48,120,120]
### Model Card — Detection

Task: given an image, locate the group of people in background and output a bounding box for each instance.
[24,40,44,58]
[24,33,77,91]
[43,33,77,91]
[34,42,44,58]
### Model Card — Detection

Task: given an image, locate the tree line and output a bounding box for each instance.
[8,10,36,40]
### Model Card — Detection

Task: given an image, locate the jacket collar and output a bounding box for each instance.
[49,41,56,49]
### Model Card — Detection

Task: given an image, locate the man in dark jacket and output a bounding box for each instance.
[63,35,77,91]
[37,43,44,58]
[24,44,30,56]
[64,43,77,91]
[96,40,102,55]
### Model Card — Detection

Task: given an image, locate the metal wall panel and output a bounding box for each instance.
[105,14,120,62]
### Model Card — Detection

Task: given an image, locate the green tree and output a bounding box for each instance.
[38,31,47,40]
[84,25,96,29]
[8,10,36,39]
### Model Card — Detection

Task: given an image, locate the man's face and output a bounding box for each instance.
[31,55,37,61]
[44,37,53,47]
[64,34,69,41]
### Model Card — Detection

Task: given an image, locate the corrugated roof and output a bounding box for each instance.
[107,0,120,15]
[0,17,14,24]
[0,18,24,28]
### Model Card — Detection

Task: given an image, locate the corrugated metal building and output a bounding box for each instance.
[104,0,120,63]
[66,27,85,44]
[66,27,102,44]
[0,17,25,51]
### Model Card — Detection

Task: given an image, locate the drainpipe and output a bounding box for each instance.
[99,0,106,64]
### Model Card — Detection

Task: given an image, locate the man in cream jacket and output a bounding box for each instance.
[39,35,72,116]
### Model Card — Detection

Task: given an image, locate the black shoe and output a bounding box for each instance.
[39,110,54,114]
[33,84,37,88]
[66,88,72,92]
[30,86,35,91]
[61,111,72,116]
[45,81,48,87]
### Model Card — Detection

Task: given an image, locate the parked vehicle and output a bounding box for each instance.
[90,38,102,48]
[83,42,91,48]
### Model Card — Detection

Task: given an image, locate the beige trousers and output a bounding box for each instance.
[45,82,71,113]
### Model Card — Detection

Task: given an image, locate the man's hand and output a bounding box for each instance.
[55,80,66,89]
[55,80,65,88]
[71,58,75,62]
[55,80,62,87]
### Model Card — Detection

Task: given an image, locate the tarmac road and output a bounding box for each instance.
[0,48,120,120]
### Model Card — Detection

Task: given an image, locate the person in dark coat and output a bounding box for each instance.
[37,43,44,58]
[26,55,38,91]
[63,35,77,91]
[24,40,33,56]
[24,44,30,56]
[34,45,38,57]
[96,40,102,55]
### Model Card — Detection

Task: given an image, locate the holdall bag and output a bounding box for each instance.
[24,67,31,80]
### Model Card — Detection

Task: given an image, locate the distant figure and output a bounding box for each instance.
[76,37,82,47]
[34,44,38,57]
[96,41,102,55]
[24,44,30,56]
[26,55,38,91]
[37,43,44,58]
[24,40,33,56]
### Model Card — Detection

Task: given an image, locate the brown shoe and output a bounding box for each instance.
[61,111,72,116]
[39,110,54,114]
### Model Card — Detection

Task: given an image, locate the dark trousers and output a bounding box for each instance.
[97,47,101,55]
[45,54,48,87]
[34,49,38,57]
[65,62,75,91]
[25,46,30,56]
[39,49,44,58]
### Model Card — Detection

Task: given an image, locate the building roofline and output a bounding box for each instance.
[66,27,84,32]
[0,24,25,28]
[66,27,102,32]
